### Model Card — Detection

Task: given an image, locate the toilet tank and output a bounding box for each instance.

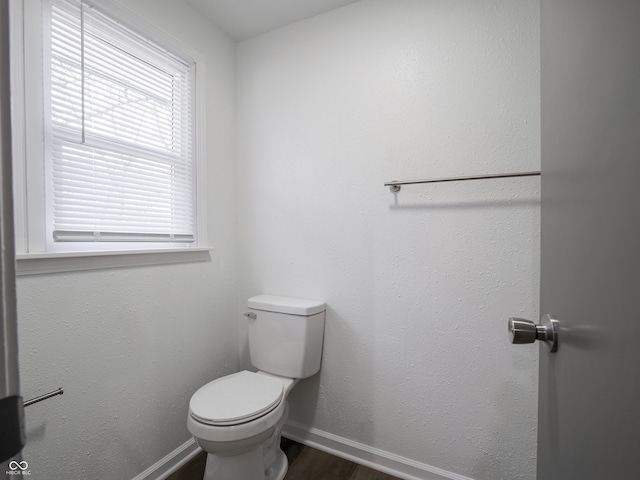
[247,295,326,379]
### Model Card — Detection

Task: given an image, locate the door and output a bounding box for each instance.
[0,0,25,465]
[537,0,640,478]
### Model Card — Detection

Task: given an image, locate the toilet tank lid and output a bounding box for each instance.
[248,295,325,316]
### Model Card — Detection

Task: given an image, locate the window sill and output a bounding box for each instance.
[16,247,213,276]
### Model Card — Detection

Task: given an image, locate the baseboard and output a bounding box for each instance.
[131,437,202,480]
[282,420,475,480]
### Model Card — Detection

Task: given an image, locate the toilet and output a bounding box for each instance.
[187,295,326,480]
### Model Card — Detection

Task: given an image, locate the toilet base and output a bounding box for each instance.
[265,449,288,480]
[203,448,264,480]
[201,442,288,480]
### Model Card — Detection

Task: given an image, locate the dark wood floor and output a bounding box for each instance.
[167,437,400,480]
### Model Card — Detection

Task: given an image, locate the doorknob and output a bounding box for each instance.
[508,314,558,352]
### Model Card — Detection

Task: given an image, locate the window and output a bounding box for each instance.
[13,0,204,259]
[49,0,195,246]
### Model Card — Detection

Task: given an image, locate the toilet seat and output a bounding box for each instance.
[190,371,283,426]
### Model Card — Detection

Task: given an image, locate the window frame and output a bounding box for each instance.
[10,0,210,274]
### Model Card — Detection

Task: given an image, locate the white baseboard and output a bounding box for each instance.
[131,438,202,480]
[282,420,476,480]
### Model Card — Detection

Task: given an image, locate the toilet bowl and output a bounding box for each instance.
[188,371,298,480]
[187,295,325,480]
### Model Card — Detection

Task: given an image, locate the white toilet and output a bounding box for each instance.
[187,295,326,480]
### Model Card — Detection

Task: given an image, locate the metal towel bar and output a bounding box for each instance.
[23,388,64,407]
[384,171,540,193]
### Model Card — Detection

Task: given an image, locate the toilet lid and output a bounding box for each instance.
[189,371,283,426]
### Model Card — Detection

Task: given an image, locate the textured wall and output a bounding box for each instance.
[236,1,540,479]
[15,1,238,479]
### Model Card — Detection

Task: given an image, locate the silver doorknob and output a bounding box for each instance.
[508,314,558,352]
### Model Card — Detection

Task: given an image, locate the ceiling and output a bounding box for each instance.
[184,0,361,41]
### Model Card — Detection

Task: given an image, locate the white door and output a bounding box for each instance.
[535,0,640,478]
[0,0,25,466]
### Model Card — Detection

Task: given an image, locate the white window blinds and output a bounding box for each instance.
[49,0,195,244]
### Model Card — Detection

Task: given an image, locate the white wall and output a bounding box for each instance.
[15,1,237,479]
[237,1,540,479]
